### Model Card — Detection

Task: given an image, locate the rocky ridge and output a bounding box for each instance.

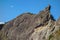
[0,5,60,40]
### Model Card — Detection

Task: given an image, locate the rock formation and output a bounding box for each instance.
[0,5,60,40]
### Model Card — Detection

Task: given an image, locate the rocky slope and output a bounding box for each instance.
[0,5,60,40]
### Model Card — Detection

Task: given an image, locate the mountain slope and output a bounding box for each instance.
[0,5,60,40]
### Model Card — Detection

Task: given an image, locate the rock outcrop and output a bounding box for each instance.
[0,5,60,40]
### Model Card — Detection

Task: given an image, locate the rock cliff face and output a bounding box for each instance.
[0,5,60,40]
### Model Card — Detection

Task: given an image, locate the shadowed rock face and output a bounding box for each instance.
[0,5,60,40]
[0,24,4,30]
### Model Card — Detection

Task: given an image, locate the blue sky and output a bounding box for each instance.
[0,0,60,22]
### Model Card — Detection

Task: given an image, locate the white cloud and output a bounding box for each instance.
[0,22,5,24]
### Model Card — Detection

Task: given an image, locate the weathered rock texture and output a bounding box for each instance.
[0,5,60,40]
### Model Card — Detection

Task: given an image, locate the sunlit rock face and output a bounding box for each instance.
[0,5,60,40]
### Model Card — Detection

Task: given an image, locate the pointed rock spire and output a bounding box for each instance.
[35,5,55,26]
[44,5,51,11]
[37,5,51,19]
